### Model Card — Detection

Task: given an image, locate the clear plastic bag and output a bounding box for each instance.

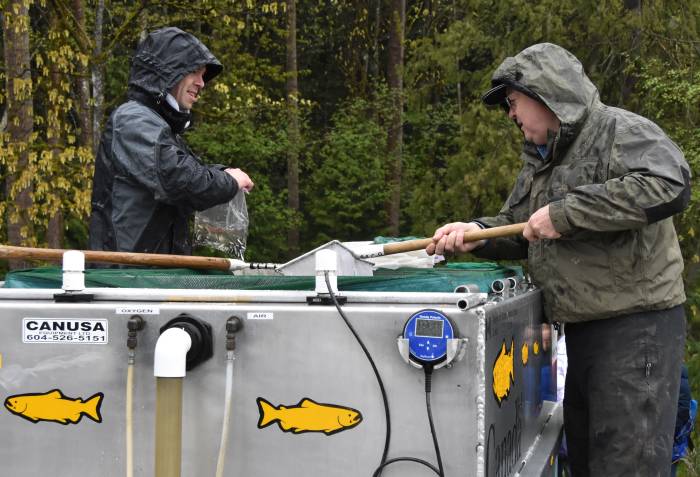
[194,191,249,260]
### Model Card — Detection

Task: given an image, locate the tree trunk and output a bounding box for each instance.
[47,214,64,249]
[92,0,105,156]
[3,0,35,269]
[452,0,462,124]
[621,0,642,103]
[370,0,381,83]
[47,11,64,249]
[385,0,404,236]
[72,0,93,153]
[286,0,301,256]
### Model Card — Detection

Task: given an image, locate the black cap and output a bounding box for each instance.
[203,63,223,83]
[482,80,545,109]
[482,83,508,106]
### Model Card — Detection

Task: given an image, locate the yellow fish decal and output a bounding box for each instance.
[493,339,514,405]
[4,389,103,425]
[533,340,540,355]
[521,343,529,366]
[257,397,362,435]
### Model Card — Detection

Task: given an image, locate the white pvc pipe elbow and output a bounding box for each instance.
[153,327,192,378]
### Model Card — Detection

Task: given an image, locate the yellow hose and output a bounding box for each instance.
[155,377,184,477]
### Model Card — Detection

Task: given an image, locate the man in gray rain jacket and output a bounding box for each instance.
[427,43,690,476]
[89,27,253,254]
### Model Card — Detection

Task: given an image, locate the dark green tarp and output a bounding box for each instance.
[3,263,521,294]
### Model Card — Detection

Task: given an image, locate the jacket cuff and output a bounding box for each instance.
[466,220,490,250]
[548,199,573,234]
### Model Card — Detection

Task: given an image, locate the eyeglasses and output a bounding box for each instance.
[501,96,515,113]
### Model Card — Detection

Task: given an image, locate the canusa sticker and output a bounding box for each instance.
[4,389,103,425]
[22,318,108,344]
[256,397,362,435]
[493,339,515,406]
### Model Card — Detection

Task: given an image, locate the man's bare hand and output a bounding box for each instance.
[226,168,254,192]
[523,205,560,241]
[426,222,487,256]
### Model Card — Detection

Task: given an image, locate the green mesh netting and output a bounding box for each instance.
[3,263,521,293]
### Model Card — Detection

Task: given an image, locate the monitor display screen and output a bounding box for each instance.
[415,318,443,338]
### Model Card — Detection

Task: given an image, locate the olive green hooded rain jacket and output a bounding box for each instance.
[473,43,691,322]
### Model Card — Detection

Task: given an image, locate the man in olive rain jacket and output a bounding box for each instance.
[427,43,690,476]
[89,27,253,254]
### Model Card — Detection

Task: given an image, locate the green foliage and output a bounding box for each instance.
[677,450,700,477]
[304,92,390,244]
[186,96,295,263]
[400,99,516,239]
[401,101,460,235]
[635,59,700,332]
[0,0,94,252]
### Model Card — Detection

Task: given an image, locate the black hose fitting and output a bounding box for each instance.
[127,315,145,350]
[226,316,244,351]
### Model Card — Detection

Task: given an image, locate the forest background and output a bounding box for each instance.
[0,0,699,471]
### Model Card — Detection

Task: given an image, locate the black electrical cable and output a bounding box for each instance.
[324,272,391,474]
[424,366,445,477]
[324,272,445,477]
[370,366,445,477]
[372,457,441,476]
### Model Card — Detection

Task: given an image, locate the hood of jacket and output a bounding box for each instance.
[128,27,222,100]
[127,27,222,132]
[491,43,600,150]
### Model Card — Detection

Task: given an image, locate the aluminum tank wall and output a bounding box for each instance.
[482,291,561,477]
[0,296,488,476]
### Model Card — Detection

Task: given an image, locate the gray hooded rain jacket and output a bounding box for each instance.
[89,27,239,255]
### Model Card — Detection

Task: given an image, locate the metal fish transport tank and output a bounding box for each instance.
[0,246,562,477]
